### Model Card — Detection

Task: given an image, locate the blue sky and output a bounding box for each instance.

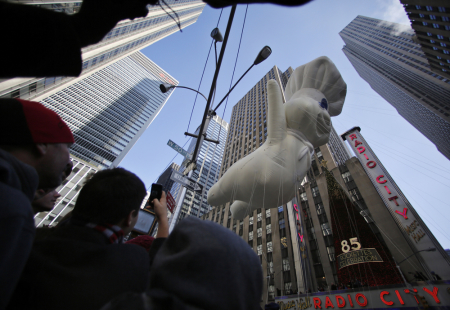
[120,0,450,250]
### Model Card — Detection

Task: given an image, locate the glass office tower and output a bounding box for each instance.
[0,0,205,101]
[340,15,450,160]
[41,51,178,169]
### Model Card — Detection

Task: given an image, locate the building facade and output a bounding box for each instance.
[170,115,228,228]
[35,155,98,227]
[340,15,450,160]
[0,0,205,101]
[156,162,180,193]
[40,51,178,169]
[401,1,450,79]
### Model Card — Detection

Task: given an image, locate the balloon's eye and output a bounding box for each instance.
[319,98,328,110]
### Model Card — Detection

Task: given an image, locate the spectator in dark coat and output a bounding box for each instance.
[7,168,161,310]
[0,99,73,309]
[100,217,263,310]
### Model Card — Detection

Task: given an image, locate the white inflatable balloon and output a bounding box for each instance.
[207,56,347,220]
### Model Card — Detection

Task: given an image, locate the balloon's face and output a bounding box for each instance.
[284,89,331,147]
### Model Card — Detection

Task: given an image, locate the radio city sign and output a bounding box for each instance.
[341,128,435,250]
[275,284,448,310]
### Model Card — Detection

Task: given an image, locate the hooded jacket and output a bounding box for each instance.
[0,149,38,309]
[101,217,263,310]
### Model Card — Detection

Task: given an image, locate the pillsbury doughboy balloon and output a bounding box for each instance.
[207,56,347,220]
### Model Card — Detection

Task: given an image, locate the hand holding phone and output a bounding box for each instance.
[148,183,163,208]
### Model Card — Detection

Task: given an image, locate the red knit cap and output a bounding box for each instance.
[0,99,74,144]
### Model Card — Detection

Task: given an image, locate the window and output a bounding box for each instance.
[279,219,285,229]
[438,6,446,12]
[257,227,262,237]
[426,5,433,11]
[282,258,290,271]
[266,224,272,234]
[278,206,283,213]
[422,21,428,26]
[266,209,271,218]
[321,223,332,236]
[429,15,437,20]
[300,192,307,201]
[316,203,325,215]
[327,246,335,262]
[268,261,274,274]
[433,23,440,29]
[437,35,444,39]
[248,240,253,247]
[249,216,253,225]
[257,244,262,255]
[284,282,292,293]
[441,42,447,47]
[312,186,320,197]
[444,50,450,55]
[267,241,273,253]
[257,221,262,229]
[257,213,262,222]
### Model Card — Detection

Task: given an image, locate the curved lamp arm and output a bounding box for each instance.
[160,84,208,101]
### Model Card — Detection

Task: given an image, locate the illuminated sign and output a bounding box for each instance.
[341,129,440,255]
[275,284,447,310]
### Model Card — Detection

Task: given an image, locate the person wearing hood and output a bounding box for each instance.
[100,216,263,310]
[0,99,73,309]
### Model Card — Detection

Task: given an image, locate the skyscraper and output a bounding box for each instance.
[202,66,297,303]
[340,15,450,160]
[156,162,180,193]
[0,0,205,101]
[170,115,228,228]
[400,1,450,79]
[40,51,178,169]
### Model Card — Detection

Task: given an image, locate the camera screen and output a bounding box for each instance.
[134,210,155,234]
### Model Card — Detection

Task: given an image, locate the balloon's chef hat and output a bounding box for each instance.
[284,56,347,116]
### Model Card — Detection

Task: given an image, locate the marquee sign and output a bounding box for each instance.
[337,248,383,269]
[341,128,449,274]
[275,284,448,310]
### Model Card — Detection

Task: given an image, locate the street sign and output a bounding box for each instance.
[167,139,192,160]
[170,170,203,192]
[166,191,176,214]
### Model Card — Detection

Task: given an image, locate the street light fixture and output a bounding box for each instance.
[210,27,223,42]
[159,83,208,102]
[398,248,436,265]
[213,45,272,113]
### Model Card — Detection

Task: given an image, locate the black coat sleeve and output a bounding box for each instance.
[0,2,82,78]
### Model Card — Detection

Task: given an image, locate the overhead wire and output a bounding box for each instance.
[185,8,224,134]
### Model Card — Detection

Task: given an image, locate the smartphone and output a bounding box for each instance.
[148,183,163,208]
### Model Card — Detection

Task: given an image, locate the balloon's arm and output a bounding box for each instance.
[267,79,287,142]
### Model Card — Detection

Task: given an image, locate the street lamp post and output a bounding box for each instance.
[394,248,436,287]
[160,47,272,174]
[398,248,436,265]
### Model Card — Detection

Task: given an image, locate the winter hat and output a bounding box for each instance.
[0,98,74,144]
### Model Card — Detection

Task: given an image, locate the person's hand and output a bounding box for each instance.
[150,191,169,238]
[151,191,168,221]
